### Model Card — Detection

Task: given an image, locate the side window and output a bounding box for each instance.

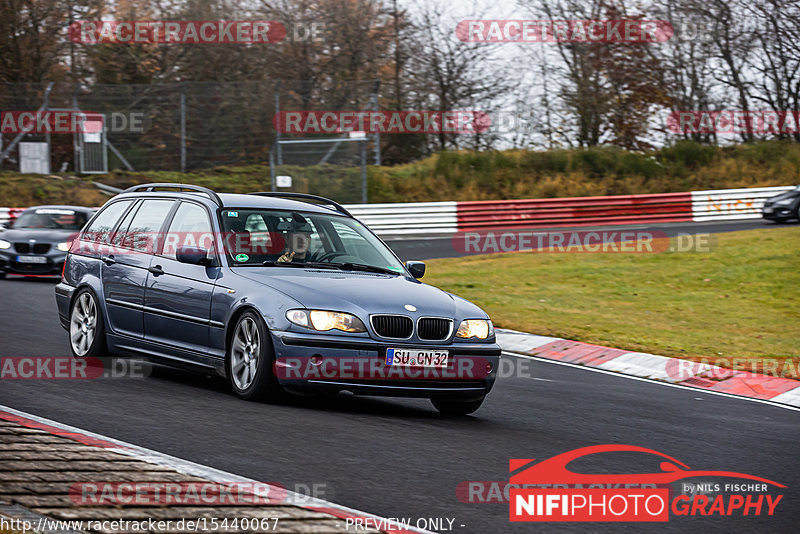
[162,202,213,260]
[82,200,133,243]
[124,200,175,253]
[111,201,140,246]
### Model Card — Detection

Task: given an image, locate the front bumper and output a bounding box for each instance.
[0,249,66,276]
[762,206,794,220]
[271,331,501,399]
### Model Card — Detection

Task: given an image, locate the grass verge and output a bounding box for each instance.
[424,227,800,374]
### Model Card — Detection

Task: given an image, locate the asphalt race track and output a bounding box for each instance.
[1,219,797,533]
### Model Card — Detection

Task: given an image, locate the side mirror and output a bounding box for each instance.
[406,260,426,279]
[176,246,213,266]
[0,221,8,229]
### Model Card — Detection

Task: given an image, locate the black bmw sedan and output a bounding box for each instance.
[0,206,94,278]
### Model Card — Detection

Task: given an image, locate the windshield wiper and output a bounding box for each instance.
[331,262,403,275]
[260,260,340,270]
[257,260,401,275]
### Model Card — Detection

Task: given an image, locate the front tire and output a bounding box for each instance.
[431,396,486,415]
[227,311,283,401]
[69,289,107,358]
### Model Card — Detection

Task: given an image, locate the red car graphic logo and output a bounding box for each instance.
[510,444,785,487]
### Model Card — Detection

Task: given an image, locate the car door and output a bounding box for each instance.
[143,200,219,354]
[103,199,176,339]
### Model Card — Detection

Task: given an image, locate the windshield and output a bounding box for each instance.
[218,208,406,274]
[12,208,89,230]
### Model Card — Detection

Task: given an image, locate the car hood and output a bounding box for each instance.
[0,228,77,243]
[233,268,484,319]
[767,190,799,203]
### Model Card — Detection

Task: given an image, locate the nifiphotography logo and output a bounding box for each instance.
[509,445,785,522]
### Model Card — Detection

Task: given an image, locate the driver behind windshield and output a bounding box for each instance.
[277,213,313,263]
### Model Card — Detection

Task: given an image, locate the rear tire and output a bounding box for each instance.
[227,311,283,401]
[431,396,485,415]
[69,289,107,358]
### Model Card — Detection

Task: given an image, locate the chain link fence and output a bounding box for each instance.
[0,80,380,187]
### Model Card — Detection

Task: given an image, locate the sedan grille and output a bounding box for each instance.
[417,318,452,340]
[13,243,50,254]
[371,315,413,339]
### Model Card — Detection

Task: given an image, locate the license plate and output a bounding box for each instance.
[16,255,47,264]
[386,348,449,368]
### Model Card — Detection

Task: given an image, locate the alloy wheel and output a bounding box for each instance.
[231,316,260,390]
[70,292,97,357]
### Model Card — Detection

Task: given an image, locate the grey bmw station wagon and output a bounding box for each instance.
[55,184,500,414]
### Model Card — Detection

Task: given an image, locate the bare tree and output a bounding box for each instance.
[405,0,510,151]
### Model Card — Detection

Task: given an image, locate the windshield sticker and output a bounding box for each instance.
[226,211,239,217]
[234,253,249,262]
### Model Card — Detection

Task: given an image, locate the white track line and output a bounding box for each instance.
[0,404,434,534]
[502,351,800,413]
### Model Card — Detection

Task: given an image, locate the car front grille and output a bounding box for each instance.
[417,318,452,340]
[371,315,413,339]
[13,243,50,254]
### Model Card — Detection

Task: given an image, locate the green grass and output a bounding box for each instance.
[424,227,800,367]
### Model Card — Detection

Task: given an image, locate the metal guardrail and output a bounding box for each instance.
[0,208,24,227]
[93,182,124,195]
[456,192,693,230]
[345,201,458,237]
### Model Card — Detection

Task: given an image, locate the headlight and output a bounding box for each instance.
[286,309,366,333]
[0,239,10,250]
[776,198,794,206]
[456,319,494,339]
[56,242,70,252]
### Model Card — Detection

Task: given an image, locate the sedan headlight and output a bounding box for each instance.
[56,242,70,252]
[286,309,366,333]
[0,239,10,250]
[776,198,794,206]
[456,319,494,339]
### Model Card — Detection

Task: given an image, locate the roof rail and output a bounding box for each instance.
[122,183,223,206]
[248,192,352,217]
